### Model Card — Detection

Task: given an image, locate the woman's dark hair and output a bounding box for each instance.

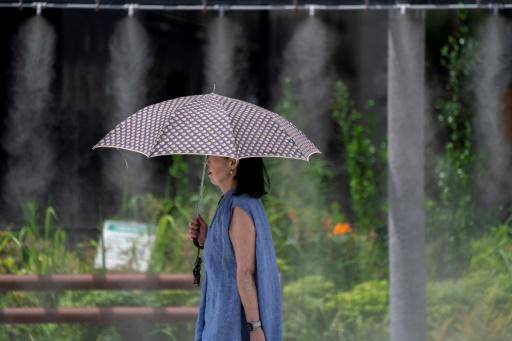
[233,157,270,198]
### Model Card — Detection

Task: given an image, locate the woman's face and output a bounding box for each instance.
[206,155,236,186]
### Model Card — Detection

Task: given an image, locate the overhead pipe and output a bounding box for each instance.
[2,2,512,12]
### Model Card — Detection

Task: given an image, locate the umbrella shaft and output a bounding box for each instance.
[195,155,208,218]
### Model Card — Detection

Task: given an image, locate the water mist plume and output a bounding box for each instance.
[2,16,57,212]
[281,16,337,153]
[203,15,244,97]
[102,17,155,202]
[473,15,512,208]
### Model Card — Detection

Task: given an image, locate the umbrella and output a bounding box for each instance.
[93,92,321,284]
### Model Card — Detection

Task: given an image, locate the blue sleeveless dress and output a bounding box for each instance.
[194,188,282,341]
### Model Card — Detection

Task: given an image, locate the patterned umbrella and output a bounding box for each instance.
[92,92,321,283]
[93,93,319,160]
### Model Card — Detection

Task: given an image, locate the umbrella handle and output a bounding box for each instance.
[193,155,208,250]
[193,240,202,249]
[192,155,207,286]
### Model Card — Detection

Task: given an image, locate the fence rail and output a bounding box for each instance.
[0,273,199,324]
[0,273,197,291]
[0,306,198,324]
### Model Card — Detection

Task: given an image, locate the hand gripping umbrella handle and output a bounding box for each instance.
[193,156,207,287]
[193,155,208,250]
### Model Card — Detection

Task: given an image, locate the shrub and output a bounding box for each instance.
[282,275,337,341]
[327,280,389,340]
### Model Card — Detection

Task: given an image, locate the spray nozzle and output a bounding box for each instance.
[492,4,500,16]
[308,5,316,17]
[126,3,137,17]
[35,2,44,15]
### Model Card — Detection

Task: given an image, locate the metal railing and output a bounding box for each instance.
[0,273,199,324]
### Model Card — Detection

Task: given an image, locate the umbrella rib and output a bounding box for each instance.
[277,114,321,160]
[210,94,238,159]
[92,144,152,158]
[147,95,204,157]
[272,113,305,159]
[261,107,314,161]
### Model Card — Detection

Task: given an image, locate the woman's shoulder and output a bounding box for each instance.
[231,193,254,203]
[230,193,261,210]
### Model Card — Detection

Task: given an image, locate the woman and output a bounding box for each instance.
[188,155,282,341]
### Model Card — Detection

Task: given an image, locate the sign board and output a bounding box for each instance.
[94,220,155,272]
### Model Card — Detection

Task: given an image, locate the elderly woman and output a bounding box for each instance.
[188,155,282,341]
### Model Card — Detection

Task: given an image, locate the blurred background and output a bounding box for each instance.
[0,1,512,340]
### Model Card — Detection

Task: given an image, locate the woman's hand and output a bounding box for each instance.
[188,214,208,247]
[250,329,265,341]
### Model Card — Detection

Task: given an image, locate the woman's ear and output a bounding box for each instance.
[227,157,238,169]
[225,158,238,174]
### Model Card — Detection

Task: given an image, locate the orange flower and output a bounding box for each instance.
[332,222,353,236]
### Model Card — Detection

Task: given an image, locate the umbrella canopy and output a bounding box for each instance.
[92,93,320,161]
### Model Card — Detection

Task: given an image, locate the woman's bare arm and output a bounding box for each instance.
[229,206,260,322]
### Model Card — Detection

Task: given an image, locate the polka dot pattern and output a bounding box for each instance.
[93,93,321,161]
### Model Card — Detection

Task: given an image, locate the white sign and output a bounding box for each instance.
[94,220,155,272]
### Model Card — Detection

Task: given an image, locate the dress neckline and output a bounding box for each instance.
[215,187,236,209]
[221,187,236,200]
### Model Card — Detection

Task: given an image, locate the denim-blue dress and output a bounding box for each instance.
[194,188,282,341]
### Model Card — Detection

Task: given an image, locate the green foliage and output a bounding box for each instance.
[427,271,512,341]
[146,182,219,273]
[427,221,512,339]
[282,275,337,340]
[283,277,390,341]
[167,155,191,198]
[469,224,512,276]
[325,221,388,290]
[149,213,189,273]
[428,11,480,279]
[0,201,88,275]
[328,80,388,289]
[330,80,387,238]
[123,193,167,223]
[264,78,337,283]
[447,287,512,341]
[282,276,389,341]
[327,280,389,341]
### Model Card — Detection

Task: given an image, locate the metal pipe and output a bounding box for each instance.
[0,2,511,11]
[0,306,198,324]
[0,274,197,291]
